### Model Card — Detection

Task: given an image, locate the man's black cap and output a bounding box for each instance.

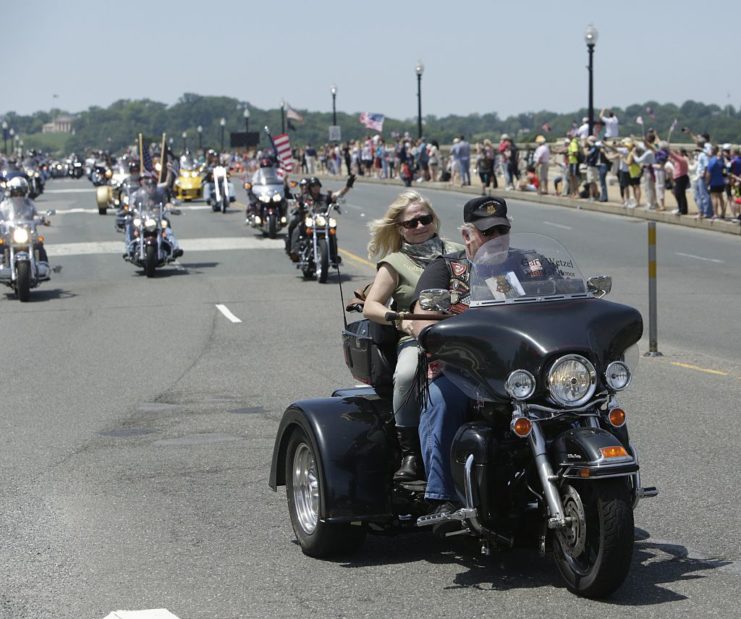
[463,196,510,231]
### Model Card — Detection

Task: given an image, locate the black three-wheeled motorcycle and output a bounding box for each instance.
[269,234,657,598]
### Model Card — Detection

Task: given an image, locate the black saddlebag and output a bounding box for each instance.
[342,319,398,400]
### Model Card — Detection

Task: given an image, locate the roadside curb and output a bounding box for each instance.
[319,174,741,236]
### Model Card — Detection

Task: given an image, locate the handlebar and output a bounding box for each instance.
[384,311,449,322]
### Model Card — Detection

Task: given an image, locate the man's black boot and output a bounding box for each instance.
[394,427,424,482]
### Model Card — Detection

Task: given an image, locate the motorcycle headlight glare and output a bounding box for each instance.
[304,217,313,227]
[605,361,631,391]
[328,217,337,228]
[547,354,596,407]
[259,194,270,202]
[272,194,282,202]
[144,218,157,230]
[315,215,327,226]
[12,228,29,244]
[505,370,536,400]
[133,217,142,227]
[254,216,261,225]
[160,219,168,228]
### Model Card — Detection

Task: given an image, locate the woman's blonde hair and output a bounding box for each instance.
[367,190,439,260]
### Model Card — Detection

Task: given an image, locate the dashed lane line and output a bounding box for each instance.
[675,252,724,264]
[543,221,573,230]
[216,304,242,323]
[338,248,374,270]
[46,237,284,257]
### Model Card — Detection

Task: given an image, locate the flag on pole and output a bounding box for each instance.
[635,116,644,126]
[645,106,656,121]
[669,119,678,133]
[158,133,168,183]
[272,133,293,172]
[138,133,155,174]
[541,122,552,133]
[359,112,384,132]
[285,103,304,123]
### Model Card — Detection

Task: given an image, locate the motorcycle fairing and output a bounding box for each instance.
[269,390,395,522]
[550,427,638,479]
[420,298,642,402]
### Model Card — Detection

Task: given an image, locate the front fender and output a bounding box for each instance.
[269,389,394,522]
[550,426,638,480]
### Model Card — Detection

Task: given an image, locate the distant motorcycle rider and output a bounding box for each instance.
[0,176,50,264]
[286,174,355,261]
[125,173,183,258]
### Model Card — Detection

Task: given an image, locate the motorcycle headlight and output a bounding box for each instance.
[315,215,327,226]
[304,217,313,227]
[133,217,142,227]
[160,219,168,228]
[604,361,631,391]
[144,218,157,230]
[272,194,282,202]
[505,370,536,400]
[328,217,337,227]
[259,194,270,202]
[12,228,29,244]
[547,354,596,407]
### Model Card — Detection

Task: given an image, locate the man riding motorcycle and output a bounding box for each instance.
[125,173,183,258]
[409,197,557,526]
[0,176,50,264]
[286,174,355,261]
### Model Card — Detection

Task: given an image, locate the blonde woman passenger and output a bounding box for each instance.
[364,191,463,482]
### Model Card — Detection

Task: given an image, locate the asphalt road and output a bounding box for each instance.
[0,177,739,618]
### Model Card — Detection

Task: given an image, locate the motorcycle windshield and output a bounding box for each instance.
[424,234,642,402]
[469,233,587,306]
[251,168,283,188]
[1,197,36,222]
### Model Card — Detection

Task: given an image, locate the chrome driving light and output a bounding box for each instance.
[328,217,338,228]
[505,370,536,400]
[547,354,596,407]
[160,219,168,228]
[605,361,631,391]
[144,218,156,230]
[12,228,29,244]
[133,217,142,227]
[272,193,282,202]
[259,194,270,203]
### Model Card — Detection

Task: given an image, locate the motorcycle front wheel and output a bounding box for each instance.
[553,479,634,598]
[317,239,329,284]
[221,194,228,214]
[144,244,157,278]
[285,427,366,557]
[268,214,277,239]
[16,261,31,302]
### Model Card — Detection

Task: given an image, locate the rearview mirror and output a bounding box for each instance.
[419,288,452,312]
[587,275,612,298]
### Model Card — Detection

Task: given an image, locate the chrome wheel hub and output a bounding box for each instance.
[292,443,319,534]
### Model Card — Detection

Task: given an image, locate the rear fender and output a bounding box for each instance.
[269,390,394,522]
[550,426,638,480]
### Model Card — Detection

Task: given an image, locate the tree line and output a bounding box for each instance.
[5,93,741,156]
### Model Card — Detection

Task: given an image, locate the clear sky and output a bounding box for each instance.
[3,0,738,121]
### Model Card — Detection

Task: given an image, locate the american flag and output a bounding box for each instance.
[359,112,384,132]
[272,133,293,172]
[138,133,154,174]
[541,122,552,133]
[285,102,304,123]
[635,116,644,126]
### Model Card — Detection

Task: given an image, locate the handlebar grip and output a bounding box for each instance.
[384,311,400,323]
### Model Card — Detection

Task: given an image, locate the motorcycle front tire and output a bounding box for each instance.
[221,194,228,213]
[144,244,157,278]
[317,239,329,283]
[268,214,277,239]
[16,261,31,302]
[552,479,634,599]
[285,427,366,558]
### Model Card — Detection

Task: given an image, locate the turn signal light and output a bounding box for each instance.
[579,469,591,478]
[329,228,336,236]
[600,446,629,459]
[305,227,313,235]
[608,408,626,427]
[38,235,45,243]
[511,417,532,438]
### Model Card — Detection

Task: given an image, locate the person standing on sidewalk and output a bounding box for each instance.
[533,135,550,195]
[692,141,713,219]
[667,147,690,215]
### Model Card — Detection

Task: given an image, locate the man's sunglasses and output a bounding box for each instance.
[399,214,434,229]
[480,225,510,237]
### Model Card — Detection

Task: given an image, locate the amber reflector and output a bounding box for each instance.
[512,418,532,438]
[600,446,629,459]
[608,408,626,427]
[579,469,591,478]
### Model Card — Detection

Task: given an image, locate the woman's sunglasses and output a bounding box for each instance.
[399,214,434,229]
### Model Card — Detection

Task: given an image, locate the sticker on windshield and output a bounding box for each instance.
[485,272,526,301]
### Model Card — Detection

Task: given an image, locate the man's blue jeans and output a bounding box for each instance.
[598,163,609,201]
[693,179,712,217]
[418,374,468,502]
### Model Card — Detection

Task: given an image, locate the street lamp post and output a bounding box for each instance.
[220,117,226,152]
[584,24,598,136]
[330,85,337,127]
[181,131,187,152]
[243,108,250,132]
[197,125,203,151]
[280,102,285,134]
[2,121,7,154]
[415,61,424,139]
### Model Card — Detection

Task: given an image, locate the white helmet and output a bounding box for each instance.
[7,176,29,197]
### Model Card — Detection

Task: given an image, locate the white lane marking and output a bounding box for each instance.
[543,221,572,230]
[46,237,284,257]
[43,188,93,194]
[216,304,242,323]
[55,208,99,214]
[675,252,724,264]
[103,610,180,619]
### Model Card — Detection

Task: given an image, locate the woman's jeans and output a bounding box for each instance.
[693,178,712,217]
[393,339,420,428]
[418,374,468,501]
[673,175,690,214]
[598,163,609,201]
